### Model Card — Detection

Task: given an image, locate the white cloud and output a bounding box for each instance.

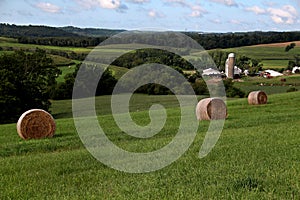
[229,19,241,24]
[126,0,149,4]
[164,0,189,7]
[76,0,121,9]
[98,0,121,9]
[245,6,266,14]
[148,9,165,18]
[211,19,221,24]
[267,5,298,24]
[189,5,207,17]
[209,0,238,7]
[35,2,61,13]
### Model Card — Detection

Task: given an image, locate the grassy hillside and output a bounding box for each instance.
[1,35,299,71]
[233,74,300,95]
[1,92,300,199]
[223,42,300,69]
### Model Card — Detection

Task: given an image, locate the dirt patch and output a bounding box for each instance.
[251,41,300,48]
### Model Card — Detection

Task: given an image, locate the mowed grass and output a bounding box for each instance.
[1,92,300,199]
[224,44,300,69]
[234,74,300,95]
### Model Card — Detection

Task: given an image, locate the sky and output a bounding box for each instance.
[1,0,300,32]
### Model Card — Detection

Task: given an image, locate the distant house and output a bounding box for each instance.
[202,68,222,77]
[292,66,300,73]
[263,69,283,78]
[233,66,242,78]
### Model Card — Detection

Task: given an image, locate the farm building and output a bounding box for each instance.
[292,66,300,73]
[263,69,283,78]
[202,68,222,77]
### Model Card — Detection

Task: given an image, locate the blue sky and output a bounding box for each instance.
[1,0,300,32]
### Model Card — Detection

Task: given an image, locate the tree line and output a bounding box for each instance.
[1,24,300,49]
[186,31,300,50]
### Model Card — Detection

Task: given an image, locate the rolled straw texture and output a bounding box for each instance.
[196,98,227,121]
[17,109,56,139]
[248,91,268,105]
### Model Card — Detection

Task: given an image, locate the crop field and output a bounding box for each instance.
[224,43,300,69]
[1,92,300,199]
[233,74,300,95]
[1,36,299,71]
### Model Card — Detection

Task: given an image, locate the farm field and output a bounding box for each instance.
[234,74,300,95]
[1,36,300,71]
[223,42,300,69]
[1,92,300,199]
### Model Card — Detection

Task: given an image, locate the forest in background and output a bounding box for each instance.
[1,23,300,49]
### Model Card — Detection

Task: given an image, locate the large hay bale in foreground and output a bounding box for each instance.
[17,109,56,139]
[196,98,227,121]
[248,91,267,105]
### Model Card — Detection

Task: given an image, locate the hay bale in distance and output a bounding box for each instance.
[248,91,268,105]
[196,98,227,121]
[17,109,56,139]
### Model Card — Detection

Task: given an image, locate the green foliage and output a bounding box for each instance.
[187,31,300,49]
[286,87,298,93]
[51,63,118,99]
[208,50,228,71]
[287,55,300,70]
[285,42,296,52]
[111,48,194,70]
[0,49,60,123]
[224,79,246,98]
[0,23,78,38]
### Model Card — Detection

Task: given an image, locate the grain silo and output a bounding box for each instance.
[225,53,235,79]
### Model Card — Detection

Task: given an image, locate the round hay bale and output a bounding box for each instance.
[248,91,267,105]
[196,98,227,121]
[17,109,56,139]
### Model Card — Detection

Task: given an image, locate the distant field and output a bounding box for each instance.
[1,37,300,77]
[252,41,300,47]
[223,41,300,69]
[233,74,300,95]
[260,59,289,69]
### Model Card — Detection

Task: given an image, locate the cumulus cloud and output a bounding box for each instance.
[245,6,266,14]
[148,9,165,18]
[163,0,189,7]
[98,0,121,9]
[35,2,61,13]
[229,19,241,24]
[267,5,298,24]
[209,0,238,7]
[210,19,221,24]
[126,0,149,4]
[76,0,121,9]
[189,5,207,17]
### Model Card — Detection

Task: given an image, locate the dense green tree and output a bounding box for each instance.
[285,42,296,52]
[0,49,61,123]
[51,64,118,99]
[287,54,300,70]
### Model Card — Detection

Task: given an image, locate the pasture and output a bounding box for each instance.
[1,36,299,71]
[224,42,300,69]
[1,92,300,199]
[1,36,300,198]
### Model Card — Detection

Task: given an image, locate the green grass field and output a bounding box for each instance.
[223,45,300,69]
[1,92,300,199]
[1,37,300,198]
[2,36,299,71]
[233,74,300,95]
